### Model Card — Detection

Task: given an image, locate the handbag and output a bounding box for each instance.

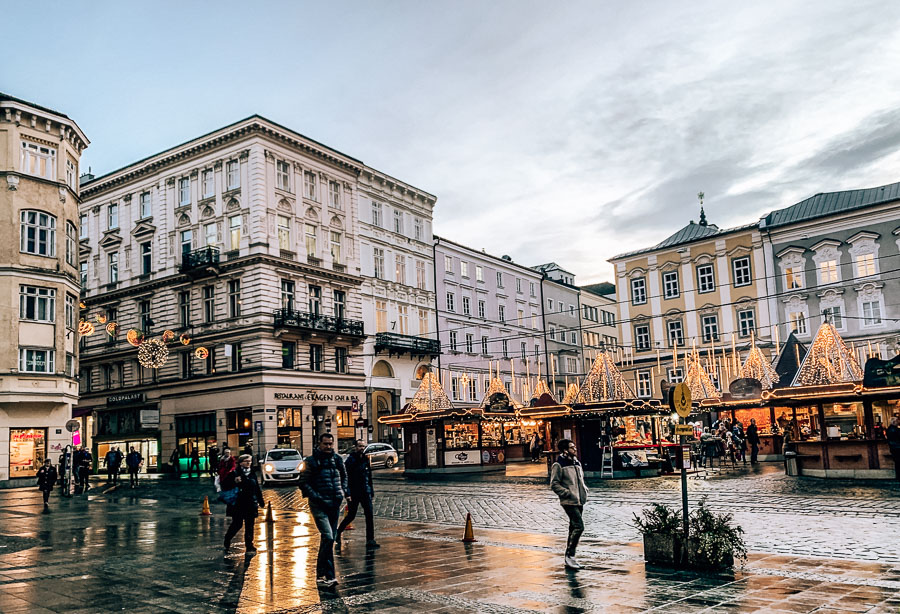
[217,486,238,505]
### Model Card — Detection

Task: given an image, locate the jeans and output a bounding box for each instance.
[750,444,759,464]
[336,496,375,542]
[224,513,257,548]
[562,505,584,557]
[309,500,341,579]
[129,469,139,487]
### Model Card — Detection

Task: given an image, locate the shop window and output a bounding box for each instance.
[9,428,46,478]
[823,402,865,440]
[481,422,503,447]
[444,423,478,449]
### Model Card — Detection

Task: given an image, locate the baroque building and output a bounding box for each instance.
[0,94,88,485]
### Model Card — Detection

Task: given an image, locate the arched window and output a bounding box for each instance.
[20,210,56,257]
[372,360,394,378]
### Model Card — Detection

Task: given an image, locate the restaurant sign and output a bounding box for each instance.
[274,390,361,403]
[444,450,480,466]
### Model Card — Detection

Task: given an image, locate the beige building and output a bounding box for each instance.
[0,94,88,486]
[609,209,772,398]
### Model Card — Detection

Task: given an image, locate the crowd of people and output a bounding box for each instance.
[697,418,760,467]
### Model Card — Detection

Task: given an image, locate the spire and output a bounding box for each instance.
[697,191,707,227]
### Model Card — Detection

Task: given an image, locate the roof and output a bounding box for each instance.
[611,220,757,260]
[0,92,70,119]
[533,262,573,275]
[581,282,615,297]
[762,181,900,229]
[433,235,544,277]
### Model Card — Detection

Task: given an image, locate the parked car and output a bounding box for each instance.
[342,443,399,469]
[261,448,304,484]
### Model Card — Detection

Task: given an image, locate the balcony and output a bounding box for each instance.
[274,309,365,341]
[375,332,441,357]
[179,247,220,277]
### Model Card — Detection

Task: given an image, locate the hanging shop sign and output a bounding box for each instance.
[729,378,763,399]
[863,355,900,388]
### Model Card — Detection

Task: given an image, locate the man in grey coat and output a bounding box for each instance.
[549,438,589,569]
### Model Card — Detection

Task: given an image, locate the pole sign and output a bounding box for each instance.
[670,382,692,418]
[254,420,263,433]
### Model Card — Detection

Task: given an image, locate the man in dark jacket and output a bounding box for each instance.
[36,459,58,511]
[299,433,348,587]
[105,447,123,485]
[223,454,265,554]
[125,447,143,488]
[746,419,761,465]
[335,439,378,549]
[887,417,900,482]
[549,439,589,570]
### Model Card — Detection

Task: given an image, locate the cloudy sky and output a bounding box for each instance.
[7,0,900,283]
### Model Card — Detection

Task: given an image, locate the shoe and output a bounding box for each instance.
[365,540,381,548]
[564,555,582,569]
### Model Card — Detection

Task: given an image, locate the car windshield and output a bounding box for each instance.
[268,450,301,461]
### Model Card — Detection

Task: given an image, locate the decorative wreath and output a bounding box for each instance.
[194,346,209,359]
[161,330,175,343]
[137,338,169,368]
[180,333,191,346]
[126,329,146,347]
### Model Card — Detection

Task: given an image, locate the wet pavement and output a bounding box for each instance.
[0,465,897,613]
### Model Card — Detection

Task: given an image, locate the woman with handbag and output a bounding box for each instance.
[221,454,265,554]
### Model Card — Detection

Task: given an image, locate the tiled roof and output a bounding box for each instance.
[762,181,900,229]
[611,221,756,260]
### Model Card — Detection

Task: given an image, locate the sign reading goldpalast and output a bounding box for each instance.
[274,390,361,402]
[107,392,145,406]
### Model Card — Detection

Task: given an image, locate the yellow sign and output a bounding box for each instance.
[675,424,694,436]
[672,382,692,418]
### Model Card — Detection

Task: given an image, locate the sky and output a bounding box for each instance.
[6,0,900,284]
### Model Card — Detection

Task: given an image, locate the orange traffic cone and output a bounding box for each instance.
[462,512,476,543]
[265,502,275,524]
[199,495,212,516]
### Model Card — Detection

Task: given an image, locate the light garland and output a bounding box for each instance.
[137,338,169,368]
[530,378,557,403]
[78,320,95,337]
[685,351,720,400]
[740,345,779,389]
[575,350,634,403]
[408,372,453,413]
[194,346,209,359]
[791,322,863,386]
[479,376,522,410]
[561,383,580,404]
[162,330,175,343]
[126,329,145,347]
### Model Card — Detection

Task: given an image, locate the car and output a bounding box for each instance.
[342,443,399,469]
[261,448,304,484]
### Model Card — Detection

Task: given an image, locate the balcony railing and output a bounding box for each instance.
[375,332,441,356]
[179,246,220,273]
[273,309,364,337]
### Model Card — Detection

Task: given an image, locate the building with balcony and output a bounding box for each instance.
[0,93,89,486]
[533,263,585,399]
[75,115,369,466]
[357,168,437,443]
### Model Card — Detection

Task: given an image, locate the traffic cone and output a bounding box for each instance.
[199,495,212,516]
[461,512,476,543]
[265,501,275,524]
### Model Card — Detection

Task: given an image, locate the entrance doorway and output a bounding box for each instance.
[226,409,253,451]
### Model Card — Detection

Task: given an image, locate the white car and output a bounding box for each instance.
[341,443,399,469]
[261,448,304,484]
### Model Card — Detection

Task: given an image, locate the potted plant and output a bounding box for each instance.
[687,499,747,570]
[632,503,684,565]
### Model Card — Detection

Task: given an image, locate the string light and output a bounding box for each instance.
[740,345,779,390]
[562,383,580,404]
[685,351,720,400]
[194,346,209,359]
[106,322,118,336]
[137,338,169,368]
[479,376,522,410]
[407,372,453,413]
[530,378,557,403]
[78,320,95,337]
[162,330,175,343]
[179,333,191,346]
[96,314,107,324]
[575,350,634,403]
[792,322,863,386]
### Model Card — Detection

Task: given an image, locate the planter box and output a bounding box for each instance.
[687,537,734,570]
[642,533,684,566]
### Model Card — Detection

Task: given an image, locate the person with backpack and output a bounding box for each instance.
[125,447,143,488]
[222,454,265,555]
[335,439,378,550]
[549,438,589,570]
[299,433,348,587]
[36,458,58,511]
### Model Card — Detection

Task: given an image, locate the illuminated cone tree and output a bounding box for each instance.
[408,372,453,412]
[530,378,557,404]
[575,351,634,403]
[561,383,580,405]
[479,377,522,410]
[685,351,720,400]
[791,322,863,386]
[739,345,779,390]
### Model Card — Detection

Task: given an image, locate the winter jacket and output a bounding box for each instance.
[746,424,760,445]
[299,449,348,509]
[217,456,236,480]
[344,451,374,499]
[105,451,121,468]
[126,451,143,469]
[887,425,900,451]
[550,454,588,506]
[37,465,57,491]
[221,467,265,519]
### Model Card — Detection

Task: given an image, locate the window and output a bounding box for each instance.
[476,266,484,282]
[477,300,485,319]
[468,377,477,401]
[66,158,77,189]
[414,217,422,240]
[373,248,384,279]
[732,257,751,286]
[482,336,490,355]
[393,210,403,234]
[281,280,295,311]
[19,348,55,373]
[372,201,382,227]
[308,285,321,315]
[460,261,469,278]
[566,357,577,373]
[79,213,88,239]
[737,309,755,338]
[521,342,527,360]
[333,290,345,319]
[462,295,471,315]
[203,286,215,323]
[19,286,55,322]
[530,281,536,297]
[634,324,651,351]
[179,177,190,206]
[785,267,802,289]
[516,278,522,293]
[303,170,317,200]
[305,224,317,258]
[139,300,151,331]
[419,308,429,335]
[498,304,505,323]
[696,264,715,293]
[330,232,341,263]
[444,255,453,273]
[502,339,509,358]
[65,294,76,329]
[548,298,554,311]
[662,271,679,298]
[20,141,56,180]
[141,242,152,275]
[451,376,460,401]
[65,353,75,377]
[226,160,240,190]
[202,169,214,198]
[517,308,524,324]
[416,260,426,290]
[397,304,409,334]
[571,331,577,344]
[228,279,241,318]
[466,334,474,353]
[20,211,56,257]
[819,260,839,284]
[701,314,719,342]
[335,347,348,373]
[446,292,455,312]
[328,180,341,208]
[108,252,118,284]
[376,300,387,332]
[449,331,458,351]
[862,300,882,326]
[496,271,503,288]
[181,229,192,254]
[308,343,323,371]
[631,277,647,304]
[137,191,151,219]
[856,254,876,277]
[823,305,843,329]
[789,312,807,335]
[230,343,242,372]
[66,222,77,267]
[667,367,684,383]
[395,254,406,284]
[665,320,683,347]
[179,291,191,326]
[549,326,556,341]
[229,215,241,251]
[276,160,291,191]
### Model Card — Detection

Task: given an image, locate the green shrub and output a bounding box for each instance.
[689,498,747,568]
[632,503,682,536]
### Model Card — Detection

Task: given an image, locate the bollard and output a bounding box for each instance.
[462,512,476,543]
[265,501,275,524]
[199,495,212,516]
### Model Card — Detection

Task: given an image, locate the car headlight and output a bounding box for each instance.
[297,461,304,471]
[264,463,274,473]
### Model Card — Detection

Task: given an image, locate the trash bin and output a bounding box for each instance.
[784,451,798,476]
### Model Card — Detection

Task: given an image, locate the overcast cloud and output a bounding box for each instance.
[6,0,900,283]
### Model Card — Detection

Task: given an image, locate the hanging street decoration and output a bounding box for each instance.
[96,313,108,324]
[407,372,453,413]
[79,301,86,309]
[194,346,209,359]
[739,345,779,390]
[126,329,145,347]
[791,322,863,386]
[575,351,634,403]
[561,382,580,405]
[78,320,95,337]
[106,322,118,336]
[162,330,176,343]
[180,333,191,345]
[137,338,169,369]
[684,351,720,401]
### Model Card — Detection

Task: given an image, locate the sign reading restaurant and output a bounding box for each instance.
[274,390,361,402]
[107,392,146,406]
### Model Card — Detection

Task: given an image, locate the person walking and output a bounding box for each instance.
[36,459,58,511]
[105,447,122,485]
[299,433,348,588]
[208,444,220,478]
[732,425,747,465]
[222,454,265,555]
[887,417,900,482]
[335,439,378,550]
[189,447,201,478]
[549,439,589,570]
[529,433,541,463]
[746,419,761,465]
[170,446,181,477]
[125,447,143,488]
[77,446,92,493]
[217,447,236,481]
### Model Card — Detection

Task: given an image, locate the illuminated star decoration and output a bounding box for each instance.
[137,338,169,368]
[684,351,720,400]
[791,322,863,386]
[459,373,470,388]
[408,371,453,413]
[739,345,779,390]
[575,350,634,403]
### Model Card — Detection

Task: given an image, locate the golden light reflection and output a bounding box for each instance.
[291,510,314,589]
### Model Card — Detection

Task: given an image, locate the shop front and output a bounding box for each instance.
[392,414,514,473]
[94,394,161,473]
[9,428,47,479]
[277,407,304,450]
[173,412,217,473]
[226,408,254,451]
